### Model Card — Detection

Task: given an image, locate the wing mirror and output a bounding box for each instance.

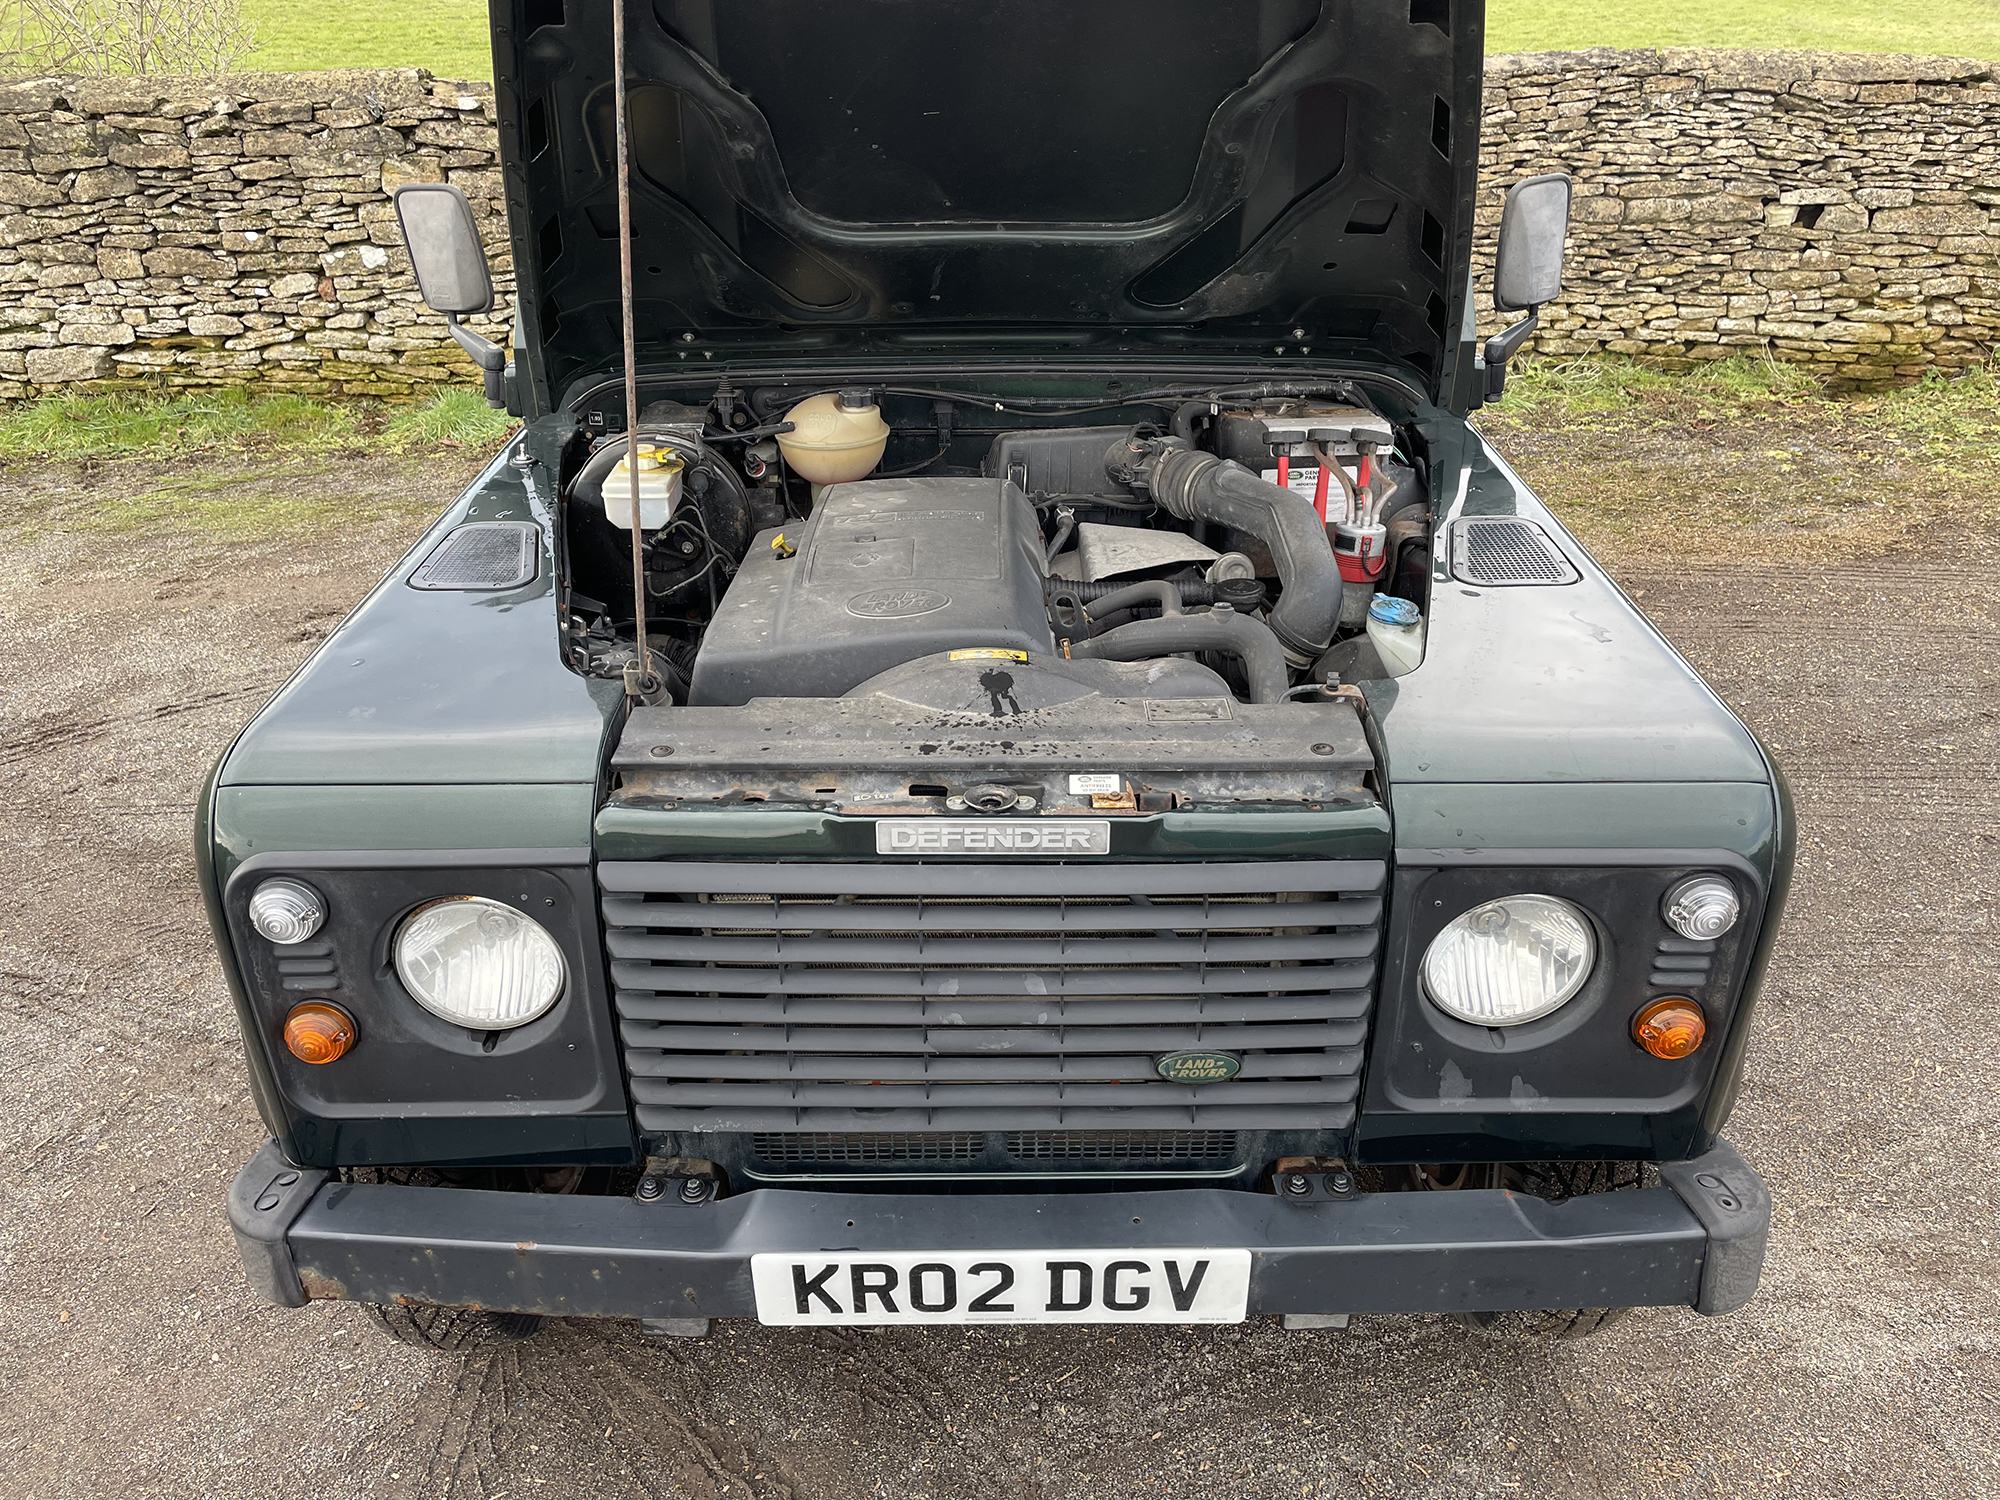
[393,183,507,408]
[1484,173,1572,402]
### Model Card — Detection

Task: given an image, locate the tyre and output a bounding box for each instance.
[363,1302,546,1352]
[1458,1306,1630,1341]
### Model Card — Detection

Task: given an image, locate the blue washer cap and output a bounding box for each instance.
[1369,594,1420,627]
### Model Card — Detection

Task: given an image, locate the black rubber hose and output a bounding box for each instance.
[1111,441,1341,662]
[1047,577,1217,606]
[1081,579,1181,620]
[1044,512,1076,565]
[1169,400,1209,441]
[1067,610,1290,704]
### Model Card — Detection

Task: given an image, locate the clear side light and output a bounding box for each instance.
[1663,876,1740,941]
[248,877,326,945]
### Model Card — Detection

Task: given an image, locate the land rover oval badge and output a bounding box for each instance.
[1155,1050,1241,1084]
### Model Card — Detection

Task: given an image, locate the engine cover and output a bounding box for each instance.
[686,476,1054,706]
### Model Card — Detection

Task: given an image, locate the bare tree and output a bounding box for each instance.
[0,0,257,76]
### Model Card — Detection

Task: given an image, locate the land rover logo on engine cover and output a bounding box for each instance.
[875,819,1109,854]
[847,587,951,618]
[1155,1050,1241,1084]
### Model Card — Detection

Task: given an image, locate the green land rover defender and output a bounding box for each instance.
[211,0,1785,1349]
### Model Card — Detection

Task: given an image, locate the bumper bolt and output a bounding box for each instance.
[1310,743,1335,756]
[636,1175,664,1201]
[1326,1168,1355,1196]
[678,1177,712,1204]
[1282,1173,1313,1197]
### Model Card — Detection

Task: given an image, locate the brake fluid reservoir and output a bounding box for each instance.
[777,389,890,483]
[1366,594,1425,676]
[604,443,683,530]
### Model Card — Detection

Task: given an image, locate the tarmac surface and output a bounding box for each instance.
[1,448,1995,1500]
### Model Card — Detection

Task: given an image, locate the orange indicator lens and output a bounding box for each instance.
[1633,998,1706,1060]
[284,1002,356,1064]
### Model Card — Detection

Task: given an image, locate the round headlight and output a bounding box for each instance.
[393,897,566,1030]
[1663,875,1740,940]
[1422,894,1594,1027]
[248,878,325,945]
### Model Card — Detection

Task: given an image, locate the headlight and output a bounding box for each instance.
[1663,875,1740,940]
[1422,894,1594,1026]
[248,878,325,945]
[394,896,566,1029]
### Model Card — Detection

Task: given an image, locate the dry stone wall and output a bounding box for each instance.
[2,51,1999,397]
[1479,49,2000,385]
[0,69,508,398]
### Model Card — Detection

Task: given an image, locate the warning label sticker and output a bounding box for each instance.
[1067,773,1123,795]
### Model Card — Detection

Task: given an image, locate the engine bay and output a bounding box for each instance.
[555,378,1434,812]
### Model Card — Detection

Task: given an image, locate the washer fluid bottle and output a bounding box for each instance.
[1366,594,1425,676]
[604,443,683,530]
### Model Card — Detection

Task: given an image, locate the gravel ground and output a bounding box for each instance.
[0,442,1995,1500]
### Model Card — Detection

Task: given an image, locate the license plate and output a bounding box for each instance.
[751,1249,1251,1326]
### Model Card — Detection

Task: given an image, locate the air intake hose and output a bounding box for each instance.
[1106,435,1342,663]
[1066,609,1289,704]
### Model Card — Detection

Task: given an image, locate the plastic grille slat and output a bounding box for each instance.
[599,860,1382,1134]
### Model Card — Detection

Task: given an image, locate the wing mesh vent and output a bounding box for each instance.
[409,522,539,591]
[1452,516,1579,586]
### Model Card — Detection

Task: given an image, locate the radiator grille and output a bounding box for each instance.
[745,1129,1241,1167]
[1451,516,1579,586]
[600,859,1384,1133]
[750,1131,985,1163]
[1003,1129,1238,1161]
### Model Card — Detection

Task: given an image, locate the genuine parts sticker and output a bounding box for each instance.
[876,820,1110,855]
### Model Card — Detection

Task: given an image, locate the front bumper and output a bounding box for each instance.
[227,1140,1771,1320]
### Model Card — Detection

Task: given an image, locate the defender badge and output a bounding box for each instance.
[1155,1050,1241,1084]
[875,819,1108,854]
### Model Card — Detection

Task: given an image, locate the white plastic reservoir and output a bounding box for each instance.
[1366,593,1425,676]
[603,444,683,530]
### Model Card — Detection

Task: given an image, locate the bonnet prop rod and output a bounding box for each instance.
[614,0,663,704]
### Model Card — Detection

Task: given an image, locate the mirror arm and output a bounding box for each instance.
[1482,308,1540,402]
[448,316,508,408]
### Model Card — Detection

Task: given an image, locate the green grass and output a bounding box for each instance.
[210,0,2000,79]
[1483,354,2000,567]
[1494,351,2000,463]
[0,387,517,542]
[0,386,516,462]
[1487,1,2000,58]
[84,463,432,541]
[10,0,2000,79]
[379,386,520,447]
[239,0,491,78]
